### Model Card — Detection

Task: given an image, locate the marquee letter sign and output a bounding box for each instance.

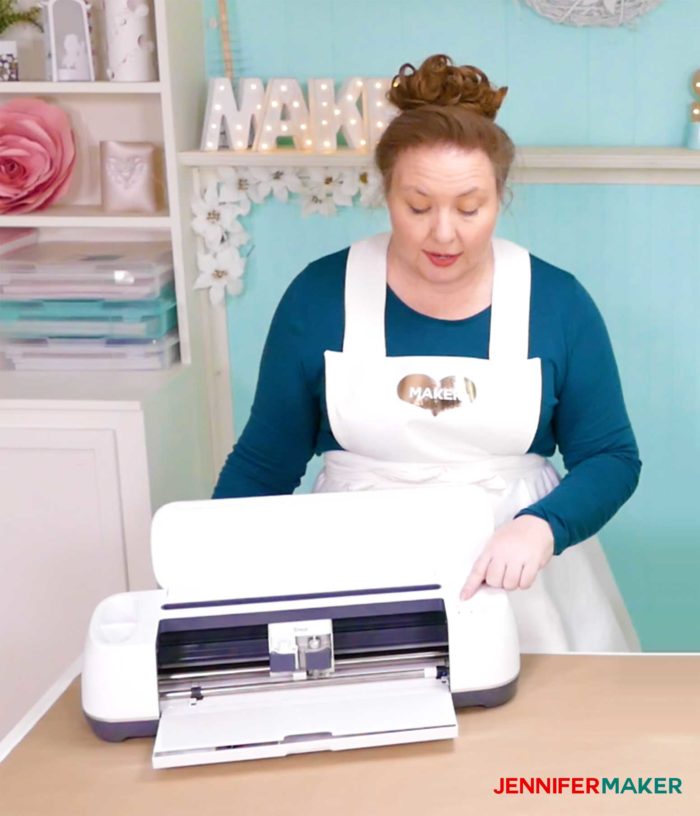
[201,77,266,150]
[201,76,398,153]
[253,79,311,151]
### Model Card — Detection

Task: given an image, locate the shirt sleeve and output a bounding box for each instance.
[516,280,641,554]
[212,273,320,498]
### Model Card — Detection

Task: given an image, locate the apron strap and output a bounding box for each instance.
[343,231,391,356]
[342,232,531,361]
[489,238,532,362]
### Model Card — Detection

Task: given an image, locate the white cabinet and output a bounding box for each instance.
[0,362,214,748]
[0,1,221,751]
[0,425,126,741]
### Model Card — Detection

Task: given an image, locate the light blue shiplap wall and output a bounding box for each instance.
[200,0,700,651]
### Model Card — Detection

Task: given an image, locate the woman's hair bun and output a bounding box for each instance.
[388,54,507,121]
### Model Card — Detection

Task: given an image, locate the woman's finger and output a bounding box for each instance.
[459,551,491,600]
[484,556,507,589]
[502,561,525,591]
[519,560,540,590]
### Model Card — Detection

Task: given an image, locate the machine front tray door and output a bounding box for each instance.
[152,677,457,768]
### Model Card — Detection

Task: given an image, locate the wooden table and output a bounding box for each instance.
[1,655,698,816]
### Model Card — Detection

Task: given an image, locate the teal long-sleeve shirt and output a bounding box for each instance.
[213,246,641,555]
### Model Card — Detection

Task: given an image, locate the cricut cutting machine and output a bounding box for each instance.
[81,487,520,769]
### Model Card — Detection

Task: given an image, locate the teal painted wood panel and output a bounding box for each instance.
[501,185,700,651]
[502,8,591,143]
[200,0,700,650]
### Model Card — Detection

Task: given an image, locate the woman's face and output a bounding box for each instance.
[385,143,501,288]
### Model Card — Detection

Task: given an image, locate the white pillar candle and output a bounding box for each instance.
[104,0,158,82]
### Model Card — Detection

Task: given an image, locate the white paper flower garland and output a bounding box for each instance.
[191,164,384,303]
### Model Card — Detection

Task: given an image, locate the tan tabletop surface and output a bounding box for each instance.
[0,654,698,816]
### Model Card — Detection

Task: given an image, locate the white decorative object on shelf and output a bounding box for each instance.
[42,0,95,81]
[309,77,368,152]
[100,140,158,212]
[522,0,663,27]
[364,77,396,148]
[201,77,265,151]
[0,40,17,80]
[252,78,310,153]
[0,0,43,81]
[200,76,398,154]
[190,164,384,303]
[103,0,157,81]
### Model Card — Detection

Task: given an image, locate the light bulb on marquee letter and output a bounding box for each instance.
[201,77,265,151]
[309,77,372,152]
[363,78,398,149]
[253,79,311,152]
[308,78,338,154]
[335,77,368,150]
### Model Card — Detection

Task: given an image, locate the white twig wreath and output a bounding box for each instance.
[522,0,664,27]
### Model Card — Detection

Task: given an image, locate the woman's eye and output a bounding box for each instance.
[459,209,478,217]
[409,206,429,214]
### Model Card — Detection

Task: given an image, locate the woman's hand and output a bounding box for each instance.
[459,515,555,600]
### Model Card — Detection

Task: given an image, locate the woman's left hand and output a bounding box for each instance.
[459,515,555,600]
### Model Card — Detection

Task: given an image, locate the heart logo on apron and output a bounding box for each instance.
[397,374,477,417]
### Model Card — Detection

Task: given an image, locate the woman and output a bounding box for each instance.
[214,54,641,653]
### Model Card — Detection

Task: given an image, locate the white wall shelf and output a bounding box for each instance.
[0,206,171,228]
[180,146,700,185]
[0,81,162,94]
[180,148,373,168]
[0,363,188,408]
[513,147,700,185]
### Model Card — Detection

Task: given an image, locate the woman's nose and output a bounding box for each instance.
[431,211,457,244]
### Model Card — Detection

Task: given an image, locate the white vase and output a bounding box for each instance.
[103,0,157,82]
[0,40,19,81]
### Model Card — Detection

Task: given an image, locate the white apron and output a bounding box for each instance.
[314,232,639,654]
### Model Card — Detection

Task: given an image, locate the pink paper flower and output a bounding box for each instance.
[0,98,76,214]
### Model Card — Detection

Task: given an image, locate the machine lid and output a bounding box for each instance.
[152,675,457,768]
[151,486,494,603]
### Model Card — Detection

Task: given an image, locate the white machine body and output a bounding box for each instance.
[81,487,520,769]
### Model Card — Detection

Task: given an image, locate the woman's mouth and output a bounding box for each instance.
[423,251,462,268]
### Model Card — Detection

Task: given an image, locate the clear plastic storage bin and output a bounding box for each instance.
[0,287,177,339]
[0,332,180,371]
[0,242,174,301]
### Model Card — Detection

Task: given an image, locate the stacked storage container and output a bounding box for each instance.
[0,242,179,371]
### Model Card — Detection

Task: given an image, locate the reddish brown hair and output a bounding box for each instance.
[376,55,514,197]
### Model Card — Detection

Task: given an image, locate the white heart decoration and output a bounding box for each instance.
[106,156,147,190]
